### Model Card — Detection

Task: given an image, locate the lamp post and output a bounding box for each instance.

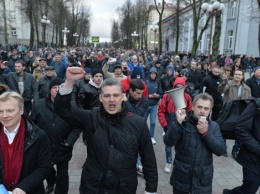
[73,33,79,46]
[201,0,225,63]
[131,31,139,49]
[41,15,50,47]
[150,24,159,51]
[62,27,70,46]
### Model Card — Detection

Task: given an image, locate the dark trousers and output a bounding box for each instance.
[226,167,260,194]
[46,162,69,194]
[173,187,189,194]
[211,104,222,121]
[24,101,32,116]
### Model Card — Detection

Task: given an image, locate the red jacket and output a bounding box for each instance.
[158,77,192,128]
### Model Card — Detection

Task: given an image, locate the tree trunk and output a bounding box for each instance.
[212,12,221,61]
[2,0,9,50]
[175,0,180,54]
[28,2,34,50]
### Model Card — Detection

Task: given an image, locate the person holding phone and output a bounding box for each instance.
[164,93,226,194]
[102,58,126,81]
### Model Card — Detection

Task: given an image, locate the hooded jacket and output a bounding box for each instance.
[145,68,163,106]
[158,77,193,129]
[160,65,175,92]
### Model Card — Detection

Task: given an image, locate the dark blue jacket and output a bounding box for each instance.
[164,115,226,193]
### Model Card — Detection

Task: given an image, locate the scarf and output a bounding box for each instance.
[89,78,102,88]
[0,117,25,191]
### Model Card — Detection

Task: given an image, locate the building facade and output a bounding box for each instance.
[162,0,260,57]
[0,0,57,47]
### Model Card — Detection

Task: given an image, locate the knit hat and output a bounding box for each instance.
[49,77,63,91]
[113,64,122,72]
[254,66,260,72]
[166,65,174,72]
[91,68,104,77]
[84,67,91,74]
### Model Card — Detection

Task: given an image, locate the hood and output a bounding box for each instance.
[166,65,174,72]
[173,77,186,88]
[149,67,158,74]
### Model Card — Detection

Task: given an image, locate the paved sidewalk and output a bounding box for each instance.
[67,122,258,194]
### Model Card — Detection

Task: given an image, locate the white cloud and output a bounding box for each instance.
[86,0,127,42]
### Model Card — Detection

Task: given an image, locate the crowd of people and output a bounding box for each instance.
[0,46,259,194]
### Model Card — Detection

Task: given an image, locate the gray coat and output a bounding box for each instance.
[164,115,226,194]
[218,80,251,105]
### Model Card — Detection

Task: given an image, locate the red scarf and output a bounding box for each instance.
[0,117,25,190]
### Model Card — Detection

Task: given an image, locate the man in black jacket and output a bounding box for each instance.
[200,67,223,121]
[0,91,52,194]
[223,100,260,194]
[30,78,80,194]
[245,66,260,98]
[4,60,39,115]
[164,93,226,194]
[54,67,158,194]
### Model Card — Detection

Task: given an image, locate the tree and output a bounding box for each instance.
[154,0,165,53]
[174,0,180,53]
[1,0,9,50]
[189,0,210,59]
[111,19,120,47]
[212,10,222,61]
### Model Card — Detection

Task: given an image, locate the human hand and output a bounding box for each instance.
[149,94,154,98]
[197,119,208,134]
[12,188,25,194]
[66,67,85,82]
[123,93,128,101]
[175,108,186,124]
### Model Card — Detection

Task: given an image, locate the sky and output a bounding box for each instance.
[85,0,127,43]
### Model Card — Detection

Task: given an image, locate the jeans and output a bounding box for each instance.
[46,162,69,194]
[226,167,260,194]
[144,104,158,138]
[165,146,173,164]
[232,140,241,154]
[136,154,142,167]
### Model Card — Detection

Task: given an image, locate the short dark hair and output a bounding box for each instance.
[100,78,122,94]
[130,78,144,92]
[15,60,26,67]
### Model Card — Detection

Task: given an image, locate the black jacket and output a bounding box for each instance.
[235,101,260,175]
[77,83,101,110]
[54,92,158,194]
[71,79,89,108]
[200,74,222,104]
[38,76,56,99]
[245,75,260,98]
[124,95,149,117]
[0,116,52,194]
[188,68,202,90]
[164,115,226,193]
[30,98,80,163]
[4,72,39,102]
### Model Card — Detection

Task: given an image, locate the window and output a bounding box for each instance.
[230,1,236,18]
[11,28,17,35]
[228,30,233,49]
[10,12,16,20]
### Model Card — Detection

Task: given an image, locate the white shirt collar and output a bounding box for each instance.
[3,124,20,144]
